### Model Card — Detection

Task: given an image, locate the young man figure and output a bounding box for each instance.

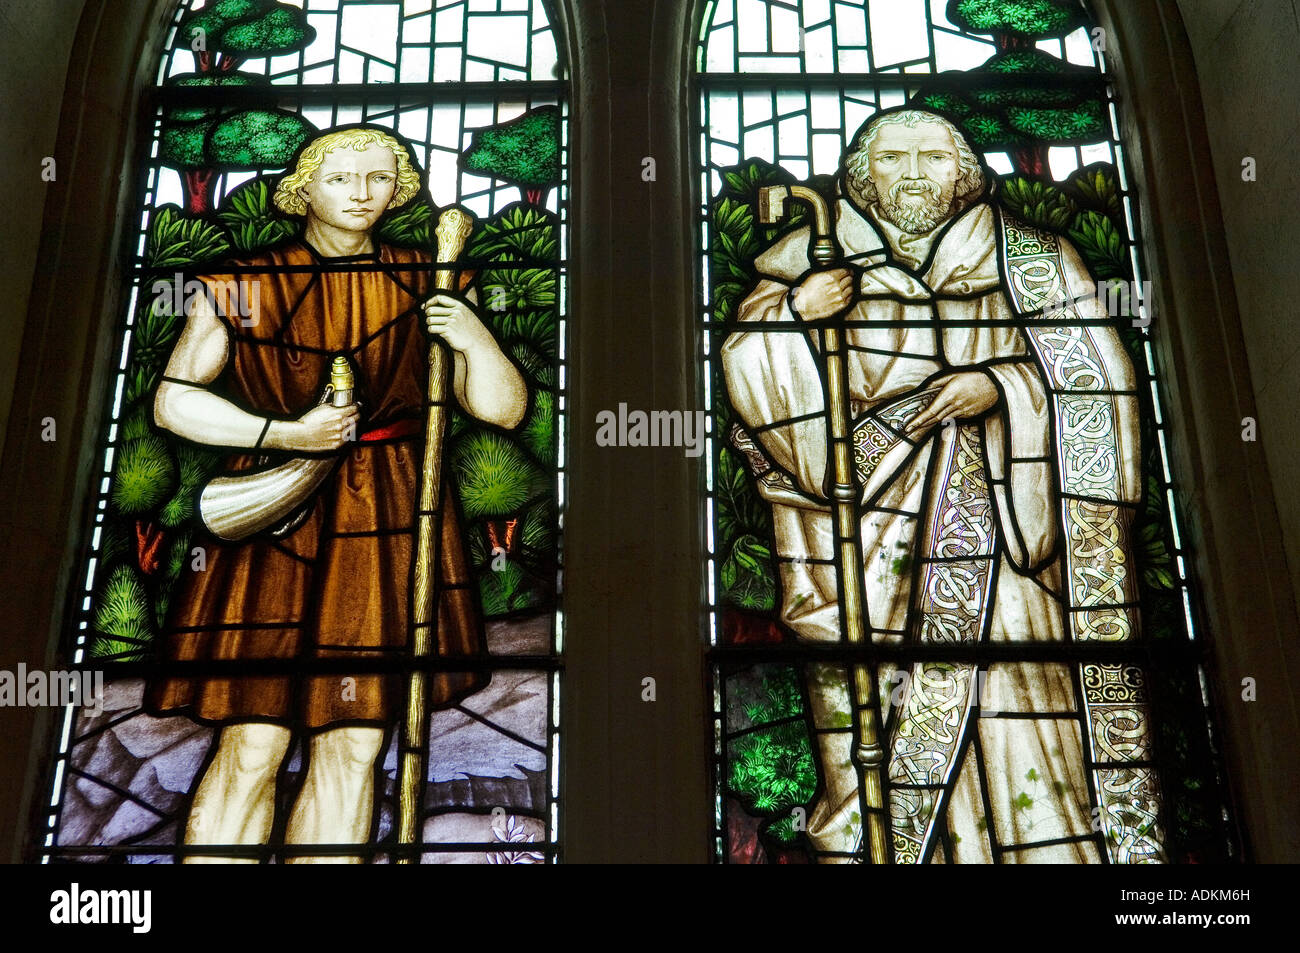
[146,127,526,862]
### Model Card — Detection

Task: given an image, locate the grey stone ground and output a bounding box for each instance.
[54,614,552,863]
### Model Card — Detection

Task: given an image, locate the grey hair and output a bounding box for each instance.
[843,109,985,209]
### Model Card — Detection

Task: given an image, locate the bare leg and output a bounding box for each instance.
[183,722,292,864]
[284,726,385,864]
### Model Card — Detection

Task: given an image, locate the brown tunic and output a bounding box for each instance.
[145,242,486,728]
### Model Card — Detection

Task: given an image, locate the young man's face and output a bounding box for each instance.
[298,142,400,234]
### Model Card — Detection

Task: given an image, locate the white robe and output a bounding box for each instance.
[720,192,1159,863]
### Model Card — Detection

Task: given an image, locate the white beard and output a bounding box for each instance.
[877,179,956,234]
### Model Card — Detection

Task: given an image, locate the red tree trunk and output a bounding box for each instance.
[995,32,1032,52]
[184,169,216,214]
[525,187,548,206]
[1011,144,1051,179]
[135,520,165,576]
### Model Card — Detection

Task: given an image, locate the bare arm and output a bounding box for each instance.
[154,291,358,453]
[423,288,528,430]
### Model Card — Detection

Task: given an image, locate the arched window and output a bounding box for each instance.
[697,0,1235,863]
[39,0,567,864]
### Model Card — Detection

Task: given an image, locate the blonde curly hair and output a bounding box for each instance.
[273,127,422,216]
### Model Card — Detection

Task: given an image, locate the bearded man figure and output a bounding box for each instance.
[144,127,526,862]
[721,108,1163,863]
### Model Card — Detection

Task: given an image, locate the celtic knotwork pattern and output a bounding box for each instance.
[1002,220,1051,260]
[1008,255,1065,314]
[853,388,941,483]
[888,424,993,863]
[875,387,941,434]
[918,564,989,643]
[1028,326,1108,390]
[1091,707,1151,763]
[1082,663,1148,705]
[1065,499,1136,612]
[928,424,994,561]
[729,422,772,477]
[889,661,976,863]
[1059,395,1120,496]
[1000,211,1165,863]
[891,826,922,865]
[1076,606,1135,641]
[1096,767,1166,864]
[852,418,895,483]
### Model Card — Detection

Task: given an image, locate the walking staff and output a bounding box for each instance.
[757,184,889,864]
[397,206,476,861]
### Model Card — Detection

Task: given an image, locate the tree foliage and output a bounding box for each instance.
[947,0,1087,40]
[180,0,315,60]
[460,106,562,203]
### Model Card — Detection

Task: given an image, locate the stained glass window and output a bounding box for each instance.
[40,0,566,864]
[698,0,1236,863]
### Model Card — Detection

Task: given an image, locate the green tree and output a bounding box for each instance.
[913,0,1103,177]
[160,75,316,213]
[180,0,315,73]
[460,106,562,206]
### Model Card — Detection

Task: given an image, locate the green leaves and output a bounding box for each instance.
[217,178,300,252]
[1006,99,1106,143]
[705,159,815,611]
[454,201,561,617]
[478,265,556,310]
[210,109,314,168]
[913,6,1103,164]
[947,0,1087,39]
[158,443,223,529]
[1069,164,1122,220]
[468,204,558,264]
[146,205,230,268]
[219,4,315,54]
[999,175,1077,231]
[1138,519,1176,590]
[376,199,434,248]
[91,566,154,662]
[452,430,548,521]
[721,534,775,611]
[727,666,816,837]
[180,0,316,57]
[165,71,260,123]
[110,436,177,516]
[1068,210,1127,279]
[460,106,562,192]
[715,447,777,610]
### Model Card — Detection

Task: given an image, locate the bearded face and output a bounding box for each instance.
[850,120,964,234]
[879,176,957,234]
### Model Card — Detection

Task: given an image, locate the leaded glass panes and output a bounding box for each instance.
[40,0,566,864]
[698,0,1234,864]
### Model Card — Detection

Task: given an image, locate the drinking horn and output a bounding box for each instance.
[197,356,354,542]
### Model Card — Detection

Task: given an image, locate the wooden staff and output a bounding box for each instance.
[758,185,890,865]
[397,207,475,862]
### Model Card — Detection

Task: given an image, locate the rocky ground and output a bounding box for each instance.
[53,613,553,864]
